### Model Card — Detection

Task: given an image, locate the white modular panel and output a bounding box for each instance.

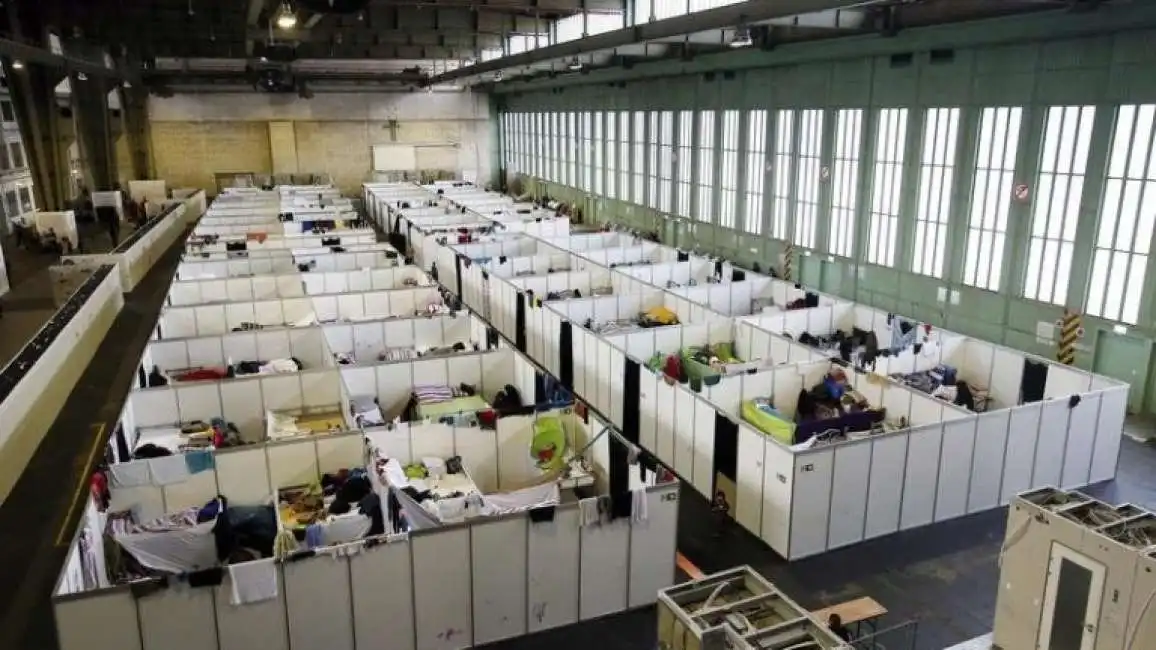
[789,447,833,559]
[284,554,354,650]
[412,528,473,650]
[579,517,630,620]
[472,518,529,644]
[827,440,871,550]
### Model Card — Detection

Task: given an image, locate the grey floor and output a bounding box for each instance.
[0,223,119,367]
[484,423,1156,650]
[3,220,1154,650]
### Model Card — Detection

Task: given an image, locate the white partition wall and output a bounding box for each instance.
[168,266,432,306]
[176,247,399,281]
[55,480,679,650]
[156,286,444,338]
[363,181,1132,565]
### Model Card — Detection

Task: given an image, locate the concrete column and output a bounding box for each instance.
[71,72,117,191]
[3,60,69,210]
[268,121,300,175]
[121,84,153,180]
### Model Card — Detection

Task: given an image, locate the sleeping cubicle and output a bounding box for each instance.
[424,181,1132,562]
[55,357,680,650]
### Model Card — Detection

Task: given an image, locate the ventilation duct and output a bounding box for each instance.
[297,0,370,13]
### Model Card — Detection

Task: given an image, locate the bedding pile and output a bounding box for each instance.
[891,364,988,412]
[741,365,888,447]
[379,455,485,528]
[407,384,490,425]
[275,471,379,549]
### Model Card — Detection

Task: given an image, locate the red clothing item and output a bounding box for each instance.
[175,368,228,382]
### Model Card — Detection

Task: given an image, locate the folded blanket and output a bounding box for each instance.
[413,384,468,404]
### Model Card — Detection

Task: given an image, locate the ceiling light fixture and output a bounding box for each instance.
[11,60,24,70]
[567,58,583,71]
[729,26,753,48]
[276,2,298,29]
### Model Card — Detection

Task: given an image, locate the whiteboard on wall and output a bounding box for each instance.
[372,145,417,171]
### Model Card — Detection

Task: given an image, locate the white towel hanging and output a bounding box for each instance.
[228,558,278,605]
[631,489,649,523]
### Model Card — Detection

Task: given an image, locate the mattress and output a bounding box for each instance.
[417,395,490,420]
[742,400,796,445]
[267,409,344,440]
[681,344,741,382]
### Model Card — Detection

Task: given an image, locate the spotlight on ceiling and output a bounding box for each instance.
[567,58,583,71]
[276,2,298,29]
[729,25,753,48]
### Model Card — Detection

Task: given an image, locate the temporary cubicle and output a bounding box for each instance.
[365,180,1132,562]
[155,285,445,338]
[166,266,432,307]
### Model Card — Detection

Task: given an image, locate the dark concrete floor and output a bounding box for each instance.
[1,221,124,367]
[0,237,183,650]
[2,223,1154,650]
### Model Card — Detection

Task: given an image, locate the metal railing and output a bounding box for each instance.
[849,620,920,650]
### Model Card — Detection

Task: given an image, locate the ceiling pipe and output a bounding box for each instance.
[426,0,868,84]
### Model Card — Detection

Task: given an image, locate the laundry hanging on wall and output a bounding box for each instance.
[454,254,464,297]
[559,321,574,389]
[515,292,527,352]
[622,358,641,445]
[609,430,630,497]
[712,413,738,497]
[1021,359,1048,404]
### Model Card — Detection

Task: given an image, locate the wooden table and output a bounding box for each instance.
[812,596,888,640]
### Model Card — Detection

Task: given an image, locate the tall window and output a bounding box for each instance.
[531,113,540,177]
[593,112,604,195]
[828,109,862,258]
[501,114,512,168]
[677,111,693,218]
[1087,104,1155,324]
[581,112,592,191]
[793,109,823,248]
[632,111,645,203]
[658,111,674,213]
[770,110,794,240]
[607,113,618,199]
[538,113,548,178]
[515,113,526,173]
[1024,106,1096,306]
[568,112,578,186]
[743,110,768,235]
[912,107,961,277]
[516,113,527,174]
[618,112,630,199]
[867,108,908,267]
[719,110,740,230]
[696,110,716,222]
[647,111,660,208]
[964,108,1022,291]
[550,112,559,180]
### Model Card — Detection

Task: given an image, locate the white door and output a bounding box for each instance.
[1037,543,1105,650]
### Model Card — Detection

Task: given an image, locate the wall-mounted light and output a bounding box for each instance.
[276,2,298,29]
[567,58,583,71]
[11,60,24,70]
[729,26,753,48]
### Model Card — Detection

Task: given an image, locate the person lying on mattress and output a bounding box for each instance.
[800,367,870,417]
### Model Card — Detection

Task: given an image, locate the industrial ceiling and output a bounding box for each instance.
[17,0,1105,92]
